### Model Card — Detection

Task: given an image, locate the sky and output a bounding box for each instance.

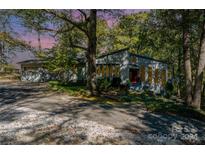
[7,9,148,68]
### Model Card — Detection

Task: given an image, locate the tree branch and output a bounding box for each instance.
[77,9,88,21]
[44,10,89,37]
[68,37,87,51]
[70,44,88,51]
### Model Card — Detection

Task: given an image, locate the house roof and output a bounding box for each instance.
[97,48,168,64]
[17,48,169,65]
[17,59,46,65]
[97,48,129,59]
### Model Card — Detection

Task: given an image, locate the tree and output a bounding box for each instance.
[0,10,31,71]
[38,25,85,82]
[111,10,204,108]
[182,10,193,105]
[47,10,98,95]
[17,9,98,95]
[192,10,205,109]
[86,10,97,95]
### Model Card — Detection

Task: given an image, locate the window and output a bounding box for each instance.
[106,65,109,77]
[148,66,152,84]
[154,69,159,84]
[97,65,101,76]
[101,65,105,77]
[140,65,145,82]
[113,65,116,77]
[161,69,166,86]
[109,65,113,77]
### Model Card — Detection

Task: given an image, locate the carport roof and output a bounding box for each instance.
[17,59,46,64]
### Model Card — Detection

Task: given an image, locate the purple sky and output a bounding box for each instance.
[9,9,148,68]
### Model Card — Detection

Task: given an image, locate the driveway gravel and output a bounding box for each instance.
[0,81,205,144]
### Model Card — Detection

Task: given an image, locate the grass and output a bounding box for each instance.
[48,81,118,103]
[129,91,205,122]
[48,80,205,122]
[0,73,20,80]
[48,81,88,97]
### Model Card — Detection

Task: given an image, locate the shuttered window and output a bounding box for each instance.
[113,65,117,77]
[97,65,101,76]
[154,69,159,84]
[161,69,166,86]
[148,66,152,84]
[106,65,109,77]
[101,65,105,77]
[140,65,145,82]
[109,65,113,77]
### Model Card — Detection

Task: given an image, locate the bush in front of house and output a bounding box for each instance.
[165,79,174,98]
[97,78,112,93]
[111,77,121,87]
[120,95,132,102]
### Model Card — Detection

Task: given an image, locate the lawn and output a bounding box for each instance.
[48,80,205,122]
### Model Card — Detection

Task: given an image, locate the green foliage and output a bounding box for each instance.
[97,78,112,92]
[96,19,111,54]
[120,95,132,102]
[106,12,150,52]
[49,80,88,96]
[165,80,174,98]
[129,91,205,121]
[0,10,32,64]
[107,10,204,101]
[38,28,85,81]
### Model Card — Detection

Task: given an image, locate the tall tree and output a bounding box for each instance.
[182,10,193,105]
[0,10,32,70]
[18,9,98,95]
[192,10,205,109]
[87,10,97,95]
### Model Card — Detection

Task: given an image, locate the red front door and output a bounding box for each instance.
[129,69,139,84]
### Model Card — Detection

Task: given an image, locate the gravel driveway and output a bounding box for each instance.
[0,81,205,144]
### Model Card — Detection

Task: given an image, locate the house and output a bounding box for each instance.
[18,58,86,83]
[18,48,172,93]
[96,48,170,93]
[17,59,51,82]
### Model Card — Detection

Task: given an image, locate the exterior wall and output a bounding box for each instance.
[19,51,170,94]
[96,50,129,84]
[20,63,85,83]
[129,53,168,93]
[120,50,130,84]
[96,51,170,93]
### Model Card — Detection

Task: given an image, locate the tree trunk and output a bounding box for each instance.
[177,48,182,97]
[0,42,3,72]
[203,83,205,104]
[86,9,97,95]
[38,31,41,51]
[0,41,6,72]
[192,10,205,110]
[182,10,193,105]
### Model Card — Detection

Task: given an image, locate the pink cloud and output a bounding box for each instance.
[21,33,56,49]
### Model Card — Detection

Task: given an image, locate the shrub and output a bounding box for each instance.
[165,79,174,98]
[120,95,132,102]
[111,77,121,87]
[97,78,112,92]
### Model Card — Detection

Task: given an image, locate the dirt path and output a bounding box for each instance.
[0,81,205,144]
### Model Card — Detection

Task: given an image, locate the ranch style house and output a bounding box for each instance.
[18,48,172,93]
